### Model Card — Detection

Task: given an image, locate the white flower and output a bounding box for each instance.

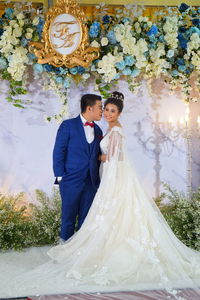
[18,20,24,27]
[97,53,122,83]
[90,40,100,48]
[26,28,34,33]
[25,32,33,39]
[101,37,108,46]
[13,28,22,38]
[16,13,25,20]
[32,16,39,26]
[82,73,90,80]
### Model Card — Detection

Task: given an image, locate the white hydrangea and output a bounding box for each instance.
[16,13,25,20]
[114,23,133,42]
[163,16,178,49]
[7,47,29,81]
[187,33,200,56]
[97,53,122,83]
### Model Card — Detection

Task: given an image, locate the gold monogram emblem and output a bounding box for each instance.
[30,0,99,68]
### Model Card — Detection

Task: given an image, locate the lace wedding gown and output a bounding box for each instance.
[2,126,200,299]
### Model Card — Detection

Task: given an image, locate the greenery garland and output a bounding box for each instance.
[0,184,199,251]
[0,2,199,121]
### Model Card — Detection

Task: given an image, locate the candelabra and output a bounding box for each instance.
[135,106,200,200]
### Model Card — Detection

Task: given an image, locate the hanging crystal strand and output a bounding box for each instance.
[185,105,192,200]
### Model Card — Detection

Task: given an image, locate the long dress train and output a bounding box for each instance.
[1,126,200,299]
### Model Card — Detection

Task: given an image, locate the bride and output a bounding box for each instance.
[2,92,200,299]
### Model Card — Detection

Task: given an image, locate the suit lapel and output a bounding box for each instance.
[76,115,90,155]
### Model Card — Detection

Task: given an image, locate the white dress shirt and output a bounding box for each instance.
[80,114,94,144]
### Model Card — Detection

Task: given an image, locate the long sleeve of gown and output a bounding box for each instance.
[106,128,124,162]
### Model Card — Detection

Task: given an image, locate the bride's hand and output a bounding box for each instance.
[99,154,107,162]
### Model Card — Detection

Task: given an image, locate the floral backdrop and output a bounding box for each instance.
[0,2,199,121]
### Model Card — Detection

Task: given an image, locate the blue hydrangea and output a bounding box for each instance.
[5,8,14,19]
[179,3,190,13]
[55,76,63,84]
[122,68,132,76]
[77,66,85,74]
[89,22,100,38]
[131,69,140,77]
[70,67,78,75]
[113,73,120,80]
[63,77,71,88]
[107,30,117,44]
[123,17,130,24]
[171,70,179,77]
[36,18,44,37]
[34,63,43,73]
[147,25,158,36]
[44,64,54,72]
[0,57,7,70]
[177,58,185,66]
[178,33,188,49]
[189,26,200,35]
[167,50,174,58]
[21,38,28,47]
[159,35,165,42]
[192,19,200,27]
[102,15,110,24]
[115,60,126,70]
[59,67,68,75]
[27,53,36,62]
[124,55,135,66]
[179,26,187,33]
[178,65,186,72]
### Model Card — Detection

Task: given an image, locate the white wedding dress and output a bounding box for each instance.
[1,126,200,299]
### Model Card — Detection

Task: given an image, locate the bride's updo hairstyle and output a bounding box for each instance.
[104,91,124,113]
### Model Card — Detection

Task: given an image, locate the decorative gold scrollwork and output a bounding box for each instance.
[30,0,100,68]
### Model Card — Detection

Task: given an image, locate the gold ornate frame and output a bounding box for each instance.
[30,0,100,68]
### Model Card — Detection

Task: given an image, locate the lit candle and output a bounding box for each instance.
[179,117,184,128]
[197,116,200,127]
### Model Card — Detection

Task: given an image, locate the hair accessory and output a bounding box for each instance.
[111,92,124,101]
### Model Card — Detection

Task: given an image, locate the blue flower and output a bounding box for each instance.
[177,58,185,66]
[77,66,85,74]
[131,69,140,77]
[55,76,63,84]
[198,8,200,14]
[0,28,3,37]
[179,26,187,33]
[122,68,132,76]
[34,63,43,73]
[113,73,120,80]
[58,67,68,75]
[159,35,165,42]
[27,53,36,61]
[167,50,174,58]
[179,3,190,13]
[123,17,130,24]
[192,19,200,27]
[0,18,3,25]
[107,30,117,44]
[189,26,200,35]
[115,60,126,70]
[70,67,78,75]
[44,64,54,72]
[21,37,28,47]
[5,8,14,19]
[178,33,188,49]
[124,55,135,66]
[89,22,100,38]
[36,18,44,37]
[63,77,71,88]
[0,57,7,70]
[178,65,186,72]
[102,15,110,24]
[171,70,179,77]
[147,25,158,36]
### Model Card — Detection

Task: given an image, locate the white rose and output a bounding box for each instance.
[25,32,32,39]
[91,40,100,48]
[16,13,24,20]
[19,20,24,27]
[26,28,33,33]
[101,37,108,46]
[32,16,39,26]
[13,28,22,38]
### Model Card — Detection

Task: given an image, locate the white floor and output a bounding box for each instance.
[0,246,51,296]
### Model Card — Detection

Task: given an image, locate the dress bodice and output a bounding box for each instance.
[100,126,124,155]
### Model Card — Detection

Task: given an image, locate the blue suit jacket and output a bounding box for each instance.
[53,115,103,188]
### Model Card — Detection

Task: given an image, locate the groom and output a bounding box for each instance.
[53,94,103,241]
